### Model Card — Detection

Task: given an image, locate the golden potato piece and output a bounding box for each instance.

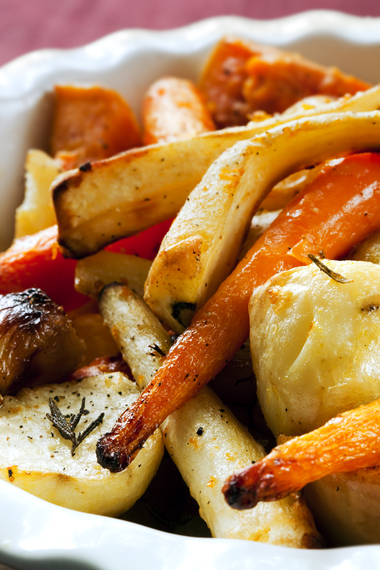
[250,260,380,436]
[0,373,163,516]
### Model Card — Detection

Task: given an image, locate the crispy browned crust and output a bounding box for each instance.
[0,288,85,394]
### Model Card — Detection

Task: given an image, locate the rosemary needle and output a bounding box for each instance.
[46,397,104,456]
[307,254,353,284]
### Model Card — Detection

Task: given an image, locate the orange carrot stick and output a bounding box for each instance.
[142,77,215,145]
[96,152,380,472]
[222,397,380,510]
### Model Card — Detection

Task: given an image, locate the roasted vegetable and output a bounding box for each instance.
[15,150,62,239]
[52,86,380,259]
[250,257,380,435]
[199,37,371,127]
[0,373,163,515]
[98,282,322,547]
[222,397,380,510]
[96,145,380,473]
[51,85,142,169]
[144,115,380,333]
[0,225,86,312]
[142,77,215,144]
[0,288,85,396]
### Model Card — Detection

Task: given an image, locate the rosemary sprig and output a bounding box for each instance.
[307,254,353,284]
[46,397,104,456]
[148,343,167,357]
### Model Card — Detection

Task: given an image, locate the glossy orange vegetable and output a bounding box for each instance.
[0,226,85,311]
[0,218,172,312]
[96,152,380,472]
[199,37,371,128]
[222,397,380,510]
[51,85,142,170]
[142,77,215,145]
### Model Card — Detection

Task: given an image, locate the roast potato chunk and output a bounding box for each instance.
[0,373,163,515]
[250,260,380,436]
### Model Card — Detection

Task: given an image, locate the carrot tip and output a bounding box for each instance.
[222,474,259,510]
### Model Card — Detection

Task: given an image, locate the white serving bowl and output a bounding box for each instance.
[1,10,380,570]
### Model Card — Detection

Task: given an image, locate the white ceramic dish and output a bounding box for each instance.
[1,10,380,570]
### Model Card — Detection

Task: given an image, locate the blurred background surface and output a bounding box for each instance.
[1,0,380,67]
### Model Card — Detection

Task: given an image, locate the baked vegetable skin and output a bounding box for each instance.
[0,225,85,312]
[222,397,380,510]
[96,148,380,473]
[0,288,85,396]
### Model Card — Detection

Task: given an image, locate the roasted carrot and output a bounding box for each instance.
[222,397,380,510]
[199,37,371,128]
[142,77,215,145]
[96,152,380,472]
[51,85,142,170]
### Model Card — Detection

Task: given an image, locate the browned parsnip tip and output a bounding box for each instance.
[223,397,380,510]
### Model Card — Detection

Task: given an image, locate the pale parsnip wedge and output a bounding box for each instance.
[99,283,322,547]
[99,284,171,391]
[53,87,380,259]
[145,112,380,332]
[0,373,163,515]
[163,388,321,546]
[15,150,61,238]
[75,250,152,299]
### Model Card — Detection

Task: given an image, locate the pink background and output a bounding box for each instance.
[1,0,380,68]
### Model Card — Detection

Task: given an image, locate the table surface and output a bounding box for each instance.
[1,1,380,569]
[1,0,380,68]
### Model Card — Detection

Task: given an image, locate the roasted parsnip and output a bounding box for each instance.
[96,146,380,473]
[52,86,380,259]
[145,112,380,332]
[98,283,322,547]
